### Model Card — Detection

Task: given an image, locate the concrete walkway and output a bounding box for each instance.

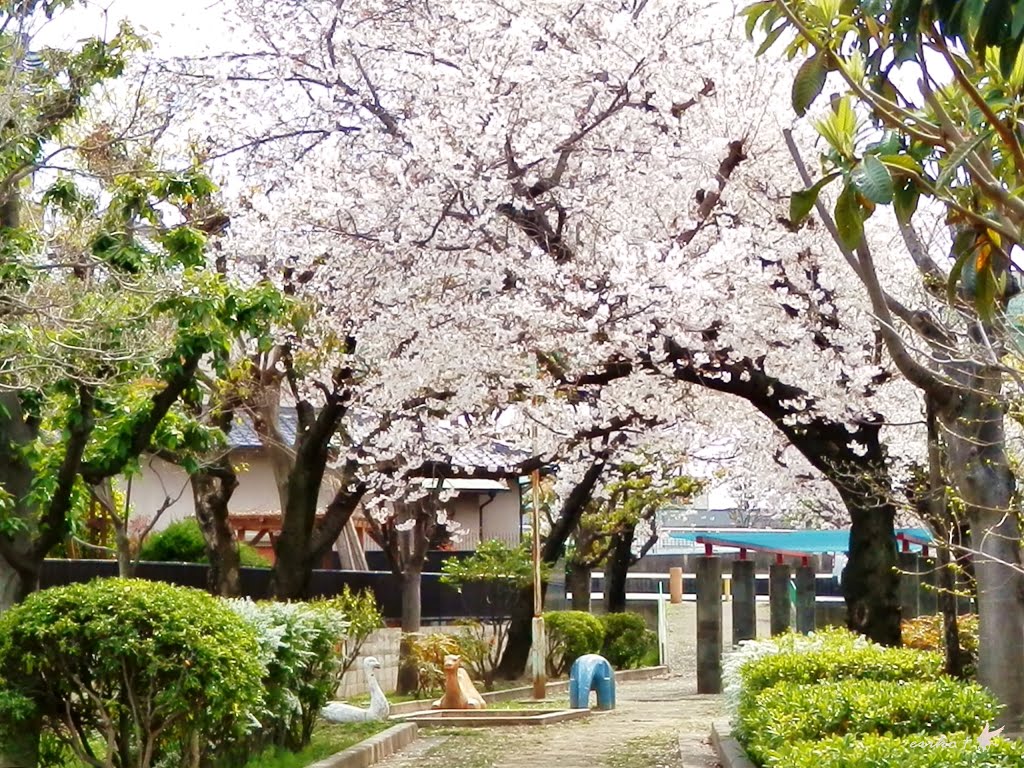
[378,677,721,768]
[375,603,725,768]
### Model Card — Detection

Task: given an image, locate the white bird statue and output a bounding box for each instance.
[320,656,391,723]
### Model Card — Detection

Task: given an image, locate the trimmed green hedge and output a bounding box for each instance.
[544,610,604,676]
[599,612,658,669]
[739,642,944,700]
[767,732,1024,768]
[729,629,1011,768]
[739,678,999,765]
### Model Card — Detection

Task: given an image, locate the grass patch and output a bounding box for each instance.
[602,730,679,768]
[241,721,392,768]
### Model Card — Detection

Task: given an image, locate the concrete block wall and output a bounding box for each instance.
[334,623,502,699]
[336,628,401,697]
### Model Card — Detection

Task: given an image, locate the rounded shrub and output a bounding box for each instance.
[139,517,208,561]
[544,610,605,676]
[226,598,349,751]
[0,579,265,768]
[599,612,658,669]
[139,517,269,567]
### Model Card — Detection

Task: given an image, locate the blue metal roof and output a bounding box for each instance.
[668,528,934,556]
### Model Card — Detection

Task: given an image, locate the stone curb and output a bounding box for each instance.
[388,665,670,715]
[307,722,419,768]
[709,720,756,768]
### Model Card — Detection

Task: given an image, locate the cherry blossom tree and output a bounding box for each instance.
[150,0,937,652]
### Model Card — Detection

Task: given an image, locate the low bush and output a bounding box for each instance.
[766,732,1024,768]
[738,678,999,766]
[227,598,349,752]
[737,636,943,701]
[902,613,979,676]
[139,517,269,567]
[0,579,265,768]
[544,610,605,676]
[404,632,461,696]
[332,585,385,677]
[453,619,502,690]
[599,612,658,669]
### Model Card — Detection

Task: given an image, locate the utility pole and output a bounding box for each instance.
[530,467,546,699]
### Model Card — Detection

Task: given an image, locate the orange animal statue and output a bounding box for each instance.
[432,654,486,709]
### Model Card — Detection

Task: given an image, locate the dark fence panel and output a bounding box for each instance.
[39,560,498,623]
[364,550,472,573]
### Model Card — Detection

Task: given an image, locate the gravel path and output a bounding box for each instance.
[377,607,728,768]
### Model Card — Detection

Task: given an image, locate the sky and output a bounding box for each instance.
[42,0,231,56]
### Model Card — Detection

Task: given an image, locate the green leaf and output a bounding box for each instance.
[792,54,827,117]
[935,131,992,190]
[834,184,865,249]
[814,96,857,158]
[790,172,839,223]
[946,229,980,304]
[865,133,901,156]
[851,155,894,204]
[743,1,774,38]
[878,154,922,173]
[756,22,787,56]
[893,181,920,224]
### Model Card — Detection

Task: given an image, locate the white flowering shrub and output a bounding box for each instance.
[227,599,349,751]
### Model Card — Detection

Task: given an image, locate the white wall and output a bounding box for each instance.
[363,484,523,552]
[447,488,522,549]
[123,452,338,532]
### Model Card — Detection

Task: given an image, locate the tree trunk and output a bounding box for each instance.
[397,567,422,695]
[0,560,31,615]
[659,342,902,645]
[839,482,900,645]
[936,542,965,678]
[269,462,318,600]
[938,361,1024,732]
[401,566,422,631]
[114,520,133,578]
[498,459,607,679]
[603,524,635,614]
[567,562,592,611]
[192,464,242,597]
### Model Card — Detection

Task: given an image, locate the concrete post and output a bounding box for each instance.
[696,556,722,694]
[919,555,938,615]
[731,559,756,645]
[769,561,791,636]
[795,564,816,634]
[669,566,683,604]
[897,552,920,619]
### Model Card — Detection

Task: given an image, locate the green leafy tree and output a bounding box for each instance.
[571,462,702,613]
[440,540,539,689]
[0,0,283,619]
[746,0,1024,727]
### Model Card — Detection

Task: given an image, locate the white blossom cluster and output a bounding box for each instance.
[140,0,935,519]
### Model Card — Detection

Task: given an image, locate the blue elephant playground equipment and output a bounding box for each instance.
[569,654,616,710]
